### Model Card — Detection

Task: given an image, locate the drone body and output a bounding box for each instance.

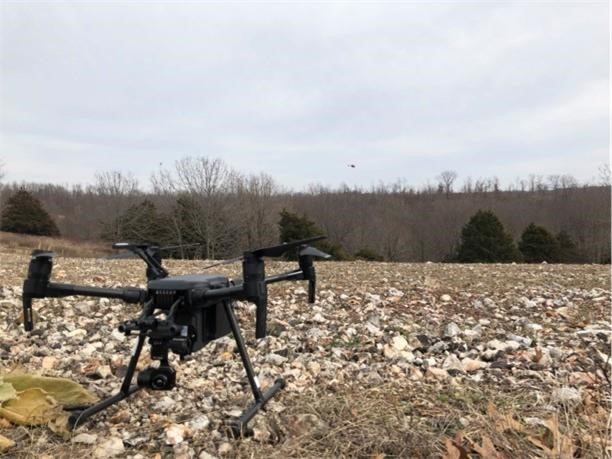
[21,237,330,435]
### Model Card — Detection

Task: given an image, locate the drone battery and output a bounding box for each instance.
[148,274,232,354]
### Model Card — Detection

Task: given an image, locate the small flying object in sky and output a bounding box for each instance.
[348,164,356,168]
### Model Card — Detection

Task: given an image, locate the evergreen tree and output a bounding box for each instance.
[354,248,384,261]
[556,230,580,263]
[519,223,560,263]
[456,210,518,262]
[101,199,169,245]
[0,189,60,236]
[277,209,350,260]
[278,209,323,243]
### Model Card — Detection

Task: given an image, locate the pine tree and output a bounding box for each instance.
[519,223,560,263]
[456,210,518,262]
[277,209,350,260]
[278,209,323,243]
[0,189,60,236]
[556,230,580,263]
[101,199,169,245]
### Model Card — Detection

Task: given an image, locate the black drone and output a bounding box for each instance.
[21,236,330,435]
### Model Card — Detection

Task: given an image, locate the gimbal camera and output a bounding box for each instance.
[21,236,330,435]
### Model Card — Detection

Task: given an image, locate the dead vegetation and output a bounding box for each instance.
[0,232,110,258]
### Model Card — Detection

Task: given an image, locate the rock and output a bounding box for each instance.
[199,452,217,459]
[218,443,233,455]
[312,313,326,323]
[154,396,175,411]
[72,433,97,445]
[426,367,449,380]
[461,358,487,372]
[174,443,195,459]
[440,294,452,302]
[252,419,272,442]
[265,353,288,366]
[526,323,543,333]
[442,354,463,373]
[391,335,408,351]
[462,328,481,342]
[94,437,124,458]
[166,423,190,445]
[42,356,57,370]
[429,341,448,354]
[443,322,461,338]
[190,415,210,432]
[506,334,532,348]
[552,387,581,407]
[383,344,399,360]
[481,350,504,362]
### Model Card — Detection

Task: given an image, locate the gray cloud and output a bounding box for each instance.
[0,2,609,189]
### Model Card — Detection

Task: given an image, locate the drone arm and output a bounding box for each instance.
[45,282,145,303]
[264,269,304,284]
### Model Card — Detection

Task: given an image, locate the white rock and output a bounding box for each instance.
[442,354,463,372]
[312,313,326,323]
[72,433,97,445]
[199,452,217,459]
[190,415,210,431]
[94,437,124,458]
[440,294,452,302]
[391,335,408,351]
[165,423,187,445]
[526,323,543,333]
[461,358,487,372]
[552,387,581,406]
[154,396,175,411]
[265,353,288,366]
[111,329,125,342]
[42,356,57,370]
[444,322,461,338]
[218,442,233,455]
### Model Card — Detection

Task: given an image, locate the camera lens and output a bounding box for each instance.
[152,374,168,389]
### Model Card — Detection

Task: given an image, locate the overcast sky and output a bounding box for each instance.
[0,2,609,191]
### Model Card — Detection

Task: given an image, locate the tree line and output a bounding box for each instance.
[0,157,609,263]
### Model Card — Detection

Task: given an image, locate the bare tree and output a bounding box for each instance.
[151,157,233,259]
[437,171,458,198]
[89,170,140,240]
[598,164,610,186]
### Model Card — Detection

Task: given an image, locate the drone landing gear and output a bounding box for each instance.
[223,301,285,437]
[68,333,147,429]
[67,303,284,435]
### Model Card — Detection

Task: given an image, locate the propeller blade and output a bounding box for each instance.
[201,256,244,270]
[299,246,331,259]
[251,236,326,258]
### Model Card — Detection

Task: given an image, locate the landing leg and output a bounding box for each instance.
[223,301,285,436]
[68,333,146,429]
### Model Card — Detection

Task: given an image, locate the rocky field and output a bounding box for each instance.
[0,252,610,458]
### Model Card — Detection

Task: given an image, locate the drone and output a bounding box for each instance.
[21,236,330,435]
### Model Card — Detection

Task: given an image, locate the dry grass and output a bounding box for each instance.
[0,232,110,258]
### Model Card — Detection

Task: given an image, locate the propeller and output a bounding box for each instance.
[251,236,326,258]
[200,236,327,270]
